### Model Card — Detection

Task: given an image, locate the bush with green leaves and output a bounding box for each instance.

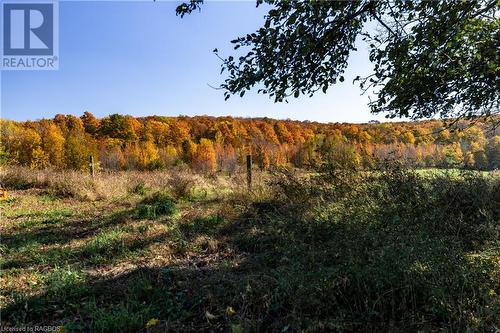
[135,192,177,219]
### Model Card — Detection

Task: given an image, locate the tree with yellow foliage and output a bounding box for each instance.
[17,128,43,167]
[442,143,464,168]
[40,122,65,168]
[140,140,160,170]
[65,129,96,171]
[160,145,179,167]
[193,139,217,173]
[30,146,50,169]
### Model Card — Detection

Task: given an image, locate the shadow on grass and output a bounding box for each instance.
[0,209,143,269]
[2,194,499,333]
[2,209,133,248]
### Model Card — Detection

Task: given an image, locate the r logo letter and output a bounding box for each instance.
[9,9,24,49]
[29,9,49,49]
[3,3,53,55]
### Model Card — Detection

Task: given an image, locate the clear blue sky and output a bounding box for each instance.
[1,0,395,123]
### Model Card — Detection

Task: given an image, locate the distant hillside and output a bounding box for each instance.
[1,113,499,171]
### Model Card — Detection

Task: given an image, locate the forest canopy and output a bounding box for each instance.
[1,113,499,172]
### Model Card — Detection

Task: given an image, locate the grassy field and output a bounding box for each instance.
[0,166,499,332]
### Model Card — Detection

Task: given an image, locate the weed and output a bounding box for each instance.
[135,192,177,219]
[81,229,128,263]
[183,214,226,235]
[167,173,195,199]
[44,267,89,296]
[130,181,148,195]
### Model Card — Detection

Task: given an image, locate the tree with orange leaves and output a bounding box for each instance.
[193,139,217,173]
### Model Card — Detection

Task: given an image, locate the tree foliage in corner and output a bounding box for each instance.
[177,0,499,120]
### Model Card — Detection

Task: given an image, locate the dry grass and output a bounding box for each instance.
[0,166,270,202]
[1,166,128,200]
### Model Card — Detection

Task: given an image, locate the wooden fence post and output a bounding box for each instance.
[89,155,95,178]
[246,154,252,191]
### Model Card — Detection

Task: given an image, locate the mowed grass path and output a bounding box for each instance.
[0,168,499,332]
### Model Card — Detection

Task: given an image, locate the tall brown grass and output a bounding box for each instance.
[0,166,269,201]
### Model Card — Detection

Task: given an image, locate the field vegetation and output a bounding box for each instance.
[1,164,498,332]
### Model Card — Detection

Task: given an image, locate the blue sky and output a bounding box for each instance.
[1,0,395,123]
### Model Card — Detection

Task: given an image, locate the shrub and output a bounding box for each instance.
[130,181,147,195]
[135,192,177,219]
[167,173,195,199]
[236,166,500,331]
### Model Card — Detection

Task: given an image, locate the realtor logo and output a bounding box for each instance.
[1,1,58,70]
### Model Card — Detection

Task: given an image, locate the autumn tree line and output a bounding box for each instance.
[1,112,499,173]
